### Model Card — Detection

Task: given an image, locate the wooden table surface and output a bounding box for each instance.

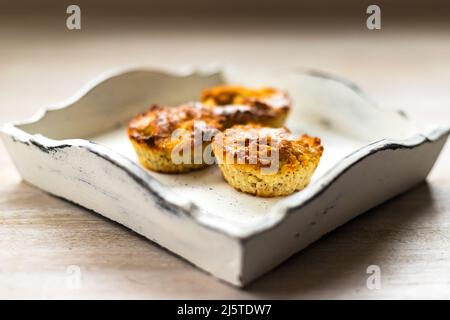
[1,17,450,299]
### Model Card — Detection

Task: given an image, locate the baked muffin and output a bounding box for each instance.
[201,85,291,128]
[128,103,224,173]
[212,124,323,197]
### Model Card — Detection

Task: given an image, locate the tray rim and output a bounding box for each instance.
[2,65,449,240]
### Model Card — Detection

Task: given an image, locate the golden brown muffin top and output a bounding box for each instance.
[128,102,224,149]
[201,85,291,110]
[212,124,323,169]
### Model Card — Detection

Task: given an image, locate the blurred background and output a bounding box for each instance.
[0,0,450,122]
[1,0,449,126]
[1,0,450,299]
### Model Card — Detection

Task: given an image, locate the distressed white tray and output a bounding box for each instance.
[2,67,449,287]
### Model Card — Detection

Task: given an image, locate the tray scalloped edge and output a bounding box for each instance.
[1,66,449,286]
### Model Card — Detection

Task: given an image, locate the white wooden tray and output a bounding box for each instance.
[2,67,448,287]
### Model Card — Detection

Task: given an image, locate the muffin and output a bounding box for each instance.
[212,124,323,197]
[128,102,224,173]
[201,85,291,128]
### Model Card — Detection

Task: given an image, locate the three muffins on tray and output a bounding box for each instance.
[128,85,323,197]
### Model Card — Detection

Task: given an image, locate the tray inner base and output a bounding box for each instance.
[92,120,366,234]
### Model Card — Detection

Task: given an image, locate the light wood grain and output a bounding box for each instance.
[1,17,449,299]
